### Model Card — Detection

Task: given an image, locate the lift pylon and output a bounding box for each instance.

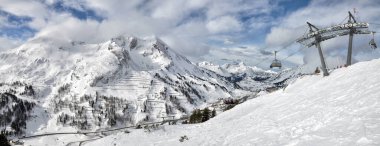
[346,11,357,66]
[307,22,329,76]
[297,11,374,76]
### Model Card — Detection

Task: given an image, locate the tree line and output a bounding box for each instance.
[187,108,216,124]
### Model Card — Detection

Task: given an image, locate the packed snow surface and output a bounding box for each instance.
[82,59,380,146]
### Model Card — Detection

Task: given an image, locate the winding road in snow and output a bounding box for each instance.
[18,117,187,146]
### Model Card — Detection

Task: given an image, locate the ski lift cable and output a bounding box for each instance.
[369,23,380,26]
[271,26,309,54]
[252,56,272,67]
[254,14,376,69]
[339,15,349,25]
[252,25,320,67]
[275,41,295,53]
[275,29,308,54]
[252,29,310,67]
[279,45,306,61]
[252,43,294,67]
[353,8,361,22]
[253,42,304,67]
[252,44,291,67]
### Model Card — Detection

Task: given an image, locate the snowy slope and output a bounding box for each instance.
[198,61,275,77]
[0,36,257,135]
[77,58,380,146]
[198,61,278,91]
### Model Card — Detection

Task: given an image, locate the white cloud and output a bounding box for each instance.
[206,16,242,34]
[46,0,273,58]
[0,0,50,29]
[224,39,234,45]
[59,0,87,11]
[151,0,190,21]
[35,15,100,42]
[205,0,272,19]
[265,27,305,47]
[0,36,22,51]
[0,15,9,27]
[1,0,378,68]
[0,0,277,60]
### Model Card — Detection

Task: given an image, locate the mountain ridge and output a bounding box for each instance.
[0,35,280,135]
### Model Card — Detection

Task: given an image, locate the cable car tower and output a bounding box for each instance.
[297,11,375,76]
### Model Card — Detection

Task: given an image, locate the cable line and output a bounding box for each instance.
[279,46,306,61]
[369,23,380,26]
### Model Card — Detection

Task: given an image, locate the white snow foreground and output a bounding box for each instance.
[80,59,380,146]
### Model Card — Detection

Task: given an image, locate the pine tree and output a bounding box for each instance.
[211,109,216,118]
[0,134,10,146]
[195,109,202,123]
[202,108,210,122]
[189,114,194,124]
[189,110,196,123]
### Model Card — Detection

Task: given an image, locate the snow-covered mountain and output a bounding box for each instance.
[197,61,304,92]
[1,36,280,135]
[197,61,276,77]
[74,58,380,146]
[3,35,378,145]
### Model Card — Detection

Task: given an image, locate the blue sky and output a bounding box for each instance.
[0,10,36,39]
[0,1,103,40]
[0,0,379,68]
[51,1,104,22]
[1,0,309,44]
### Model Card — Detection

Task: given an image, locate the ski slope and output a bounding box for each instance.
[83,58,380,146]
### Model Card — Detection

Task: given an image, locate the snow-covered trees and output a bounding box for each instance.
[21,85,35,96]
[0,134,10,146]
[202,108,210,122]
[55,93,135,130]
[212,109,216,118]
[189,109,202,123]
[0,82,36,135]
[189,108,216,124]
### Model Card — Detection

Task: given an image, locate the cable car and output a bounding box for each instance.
[369,32,377,49]
[270,51,282,69]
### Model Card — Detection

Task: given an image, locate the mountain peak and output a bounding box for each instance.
[0,35,280,140]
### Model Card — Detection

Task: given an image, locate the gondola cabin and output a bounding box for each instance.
[270,51,282,69]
